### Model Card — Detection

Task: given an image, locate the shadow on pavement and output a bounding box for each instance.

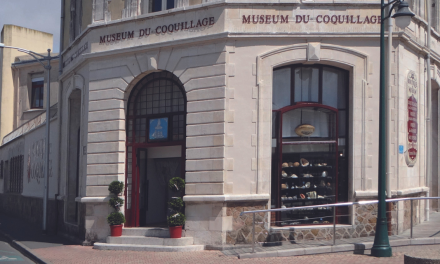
[0,214,77,250]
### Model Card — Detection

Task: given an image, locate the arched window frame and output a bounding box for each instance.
[271,64,350,226]
[126,71,187,147]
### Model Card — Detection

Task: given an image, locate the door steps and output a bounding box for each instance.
[93,227,205,252]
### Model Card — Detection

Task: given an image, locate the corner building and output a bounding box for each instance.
[58,0,440,245]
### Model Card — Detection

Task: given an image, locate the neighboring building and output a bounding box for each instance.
[2,0,440,249]
[0,25,61,234]
[0,25,55,140]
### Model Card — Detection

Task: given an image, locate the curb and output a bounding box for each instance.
[238,238,440,259]
[0,229,50,264]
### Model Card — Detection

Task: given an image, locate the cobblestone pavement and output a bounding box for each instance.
[31,244,440,264]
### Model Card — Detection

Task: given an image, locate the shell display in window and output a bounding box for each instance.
[295,124,315,137]
[300,158,309,167]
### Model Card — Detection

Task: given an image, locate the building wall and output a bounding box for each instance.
[0,116,61,233]
[54,2,440,244]
[0,25,53,142]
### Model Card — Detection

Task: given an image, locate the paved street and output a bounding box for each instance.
[1,213,440,263]
[0,236,33,263]
[29,244,440,264]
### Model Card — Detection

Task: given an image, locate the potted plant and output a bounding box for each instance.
[107,181,125,237]
[167,177,185,238]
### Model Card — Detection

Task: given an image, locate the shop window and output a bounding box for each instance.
[7,155,24,194]
[271,65,349,226]
[31,78,44,109]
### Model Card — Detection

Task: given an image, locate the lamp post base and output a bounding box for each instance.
[371,245,392,257]
[371,217,392,257]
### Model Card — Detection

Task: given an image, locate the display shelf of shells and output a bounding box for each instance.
[279,158,334,207]
[281,158,332,170]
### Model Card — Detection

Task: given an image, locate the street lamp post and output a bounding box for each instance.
[371,0,414,257]
[0,43,56,234]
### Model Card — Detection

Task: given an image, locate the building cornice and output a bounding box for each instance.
[61,1,386,57]
[60,29,440,82]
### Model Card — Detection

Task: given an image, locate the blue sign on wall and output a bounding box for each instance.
[399,145,404,154]
[149,118,168,140]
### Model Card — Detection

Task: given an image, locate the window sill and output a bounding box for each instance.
[22,109,45,121]
[24,109,45,113]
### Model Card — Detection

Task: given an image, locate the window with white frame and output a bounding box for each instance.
[93,0,180,23]
[31,77,44,109]
[70,0,83,42]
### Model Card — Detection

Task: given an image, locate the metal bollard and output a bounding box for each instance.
[252,213,255,253]
[410,200,413,239]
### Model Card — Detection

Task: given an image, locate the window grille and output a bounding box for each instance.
[8,155,24,194]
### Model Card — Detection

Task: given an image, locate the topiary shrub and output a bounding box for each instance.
[108,181,124,195]
[109,197,124,210]
[107,212,126,226]
[167,212,185,227]
[167,178,185,228]
[168,197,183,211]
[168,177,185,192]
[107,181,125,226]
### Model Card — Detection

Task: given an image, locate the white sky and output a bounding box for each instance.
[0,0,61,52]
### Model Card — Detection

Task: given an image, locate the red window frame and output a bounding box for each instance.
[271,64,350,226]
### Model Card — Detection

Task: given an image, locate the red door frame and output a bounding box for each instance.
[124,73,187,228]
[275,102,339,226]
[126,141,185,227]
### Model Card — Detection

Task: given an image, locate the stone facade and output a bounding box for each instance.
[1,1,439,247]
[226,202,269,244]
[254,203,400,244]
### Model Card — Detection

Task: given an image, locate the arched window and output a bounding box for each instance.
[127,71,186,144]
[271,65,349,226]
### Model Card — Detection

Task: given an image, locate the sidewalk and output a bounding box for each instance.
[0,214,75,263]
[0,213,439,264]
[232,212,440,258]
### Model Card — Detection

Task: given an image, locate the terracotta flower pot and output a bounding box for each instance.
[110,224,123,236]
[169,226,182,238]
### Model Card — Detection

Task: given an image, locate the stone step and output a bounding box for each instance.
[93,243,204,252]
[106,236,194,246]
[122,227,179,238]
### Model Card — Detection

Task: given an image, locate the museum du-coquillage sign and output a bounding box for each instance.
[97,10,382,44]
[242,14,382,24]
[99,17,215,44]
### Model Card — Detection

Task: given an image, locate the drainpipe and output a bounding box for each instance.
[386,0,393,235]
[425,0,432,221]
[59,0,65,77]
[55,0,65,234]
